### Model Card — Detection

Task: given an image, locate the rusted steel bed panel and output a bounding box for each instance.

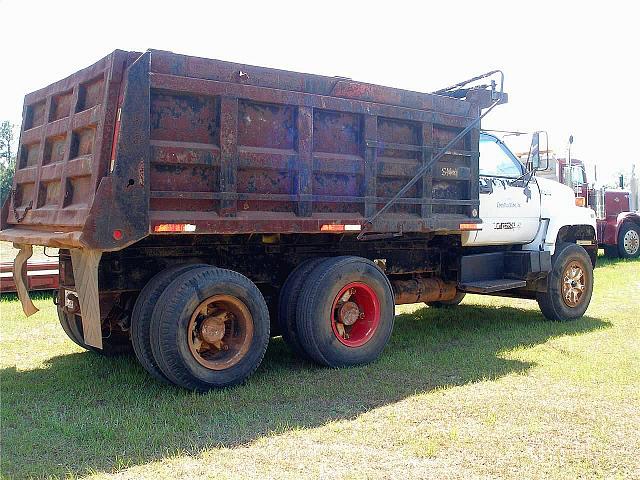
[5,50,139,241]
[80,52,151,251]
[149,50,475,117]
[1,49,484,252]
[149,73,476,127]
[142,66,479,237]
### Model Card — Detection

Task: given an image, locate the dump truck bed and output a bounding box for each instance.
[2,49,484,251]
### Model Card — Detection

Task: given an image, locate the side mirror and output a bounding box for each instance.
[527,131,549,171]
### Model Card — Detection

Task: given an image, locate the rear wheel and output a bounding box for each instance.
[130,264,209,383]
[426,291,466,308]
[150,267,270,391]
[56,306,132,356]
[618,223,640,258]
[57,306,85,348]
[277,258,326,359]
[537,242,594,321]
[296,256,395,367]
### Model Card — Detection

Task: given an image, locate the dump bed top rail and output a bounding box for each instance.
[1,50,503,251]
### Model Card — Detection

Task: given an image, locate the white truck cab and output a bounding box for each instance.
[467,133,596,258]
[454,132,597,322]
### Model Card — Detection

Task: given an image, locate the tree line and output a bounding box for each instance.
[0,120,16,204]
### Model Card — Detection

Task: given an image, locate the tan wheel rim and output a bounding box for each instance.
[561,260,587,308]
[187,294,254,370]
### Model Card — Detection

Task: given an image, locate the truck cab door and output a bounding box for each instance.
[467,134,541,245]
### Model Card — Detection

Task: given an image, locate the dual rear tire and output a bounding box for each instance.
[131,256,395,390]
[130,264,209,383]
[280,256,395,368]
[131,265,270,391]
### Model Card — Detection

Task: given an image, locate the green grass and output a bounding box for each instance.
[1,256,639,479]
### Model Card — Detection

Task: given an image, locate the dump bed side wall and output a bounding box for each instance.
[137,51,480,243]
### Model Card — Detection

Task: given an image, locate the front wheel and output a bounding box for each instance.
[618,223,640,259]
[536,242,594,321]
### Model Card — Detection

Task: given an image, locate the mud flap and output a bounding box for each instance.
[12,243,39,316]
[70,249,103,349]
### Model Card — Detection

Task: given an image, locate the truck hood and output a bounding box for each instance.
[537,177,576,216]
[536,176,596,226]
[536,177,575,205]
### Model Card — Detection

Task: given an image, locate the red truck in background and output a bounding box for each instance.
[538,157,640,258]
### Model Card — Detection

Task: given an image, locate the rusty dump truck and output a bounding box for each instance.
[1,50,598,390]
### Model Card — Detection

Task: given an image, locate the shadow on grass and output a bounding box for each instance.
[2,303,610,478]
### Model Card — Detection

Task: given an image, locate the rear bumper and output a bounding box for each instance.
[0,227,83,249]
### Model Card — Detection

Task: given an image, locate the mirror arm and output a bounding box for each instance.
[543,131,550,170]
[524,169,535,187]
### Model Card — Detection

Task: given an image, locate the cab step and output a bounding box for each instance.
[459,279,527,293]
[458,250,551,294]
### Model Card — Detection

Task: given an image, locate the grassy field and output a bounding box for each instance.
[1,255,639,479]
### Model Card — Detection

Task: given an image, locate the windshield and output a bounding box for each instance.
[562,165,586,186]
[479,134,524,178]
[572,166,586,184]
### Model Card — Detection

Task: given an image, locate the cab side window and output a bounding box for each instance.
[479,137,523,178]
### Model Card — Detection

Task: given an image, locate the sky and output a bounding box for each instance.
[1,0,638,184]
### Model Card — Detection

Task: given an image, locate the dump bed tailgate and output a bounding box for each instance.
[1,50,139,247]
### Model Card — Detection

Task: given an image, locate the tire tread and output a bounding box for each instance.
[131,264,209,383]
[151,267,270,391]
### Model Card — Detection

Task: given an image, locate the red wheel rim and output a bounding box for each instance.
[331,282,380,347]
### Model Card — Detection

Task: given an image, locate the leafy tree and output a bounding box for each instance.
[0,121,17,204]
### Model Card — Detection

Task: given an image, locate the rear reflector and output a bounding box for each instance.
[321,224,362,232]
[321,224,344,232]
[153,223,197,233]
[459,223,481,231]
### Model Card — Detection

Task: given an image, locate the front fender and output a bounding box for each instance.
[616,211,640,233]
[525,205,597,255]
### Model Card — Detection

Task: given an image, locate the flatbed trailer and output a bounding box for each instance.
[0,261,59,293]
[1,50,597,390]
